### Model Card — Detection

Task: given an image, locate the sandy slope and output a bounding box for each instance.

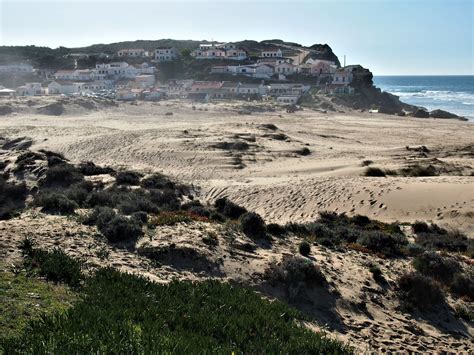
[1,96,473,352]
[1,96,473,236]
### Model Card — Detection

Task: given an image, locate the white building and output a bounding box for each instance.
[48,81,81,95]
[117,49,148,57]
[116,89,141,101]
[261,48,283,58]
[275,63,296,75]
[276,95,300,104]
[0,63,34,73]
[154,47,178,62]
[332,69,353,85]
[191,43,247,60]
[54,69,95,81]
[238,83,268,96]
[79,80,112,93]
[15,82,43,96]
[95,62,140,79]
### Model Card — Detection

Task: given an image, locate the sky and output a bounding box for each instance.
[0,0,472,75]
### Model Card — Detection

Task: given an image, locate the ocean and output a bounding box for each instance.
[373,76,474,121]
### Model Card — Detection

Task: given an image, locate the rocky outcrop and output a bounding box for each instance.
[430,109,466,120]
[0,105,13,116]
[37,103,64,116]
[413,109,430,118]
[307,44,341,66]
[332,65,416,114]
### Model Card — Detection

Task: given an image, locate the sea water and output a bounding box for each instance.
[373,76,474,121]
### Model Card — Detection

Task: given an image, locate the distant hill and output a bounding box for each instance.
[0,38,341,68]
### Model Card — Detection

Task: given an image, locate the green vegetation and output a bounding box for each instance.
[1,248,351,354]
[363,167,386,177]
[397,272,445,310]
[239,212,267,239]
[0,268,77,342]
[299,240,311,256]
[368,264,383,282]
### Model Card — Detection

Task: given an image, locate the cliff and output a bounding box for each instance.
[333,65,417,114]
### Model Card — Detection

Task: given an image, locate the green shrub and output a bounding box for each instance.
[78,161,115,176]
[84,207,143,243]
[214,197,247,219]
[115,171,142,185]
[0,177,28,219]
[361,160,373,166]
[369,264,383,281]
[299,241,311,256]
[34,192,78,215]
[1,268,350,353]
[131,211,148,224]
[363,167,386,177]
[295,147,311,156]
[40,163,84,188]
[453,304,473,321]
[26,247,82,288]
[265,256,325,289]
[404,243,425,257]
[267,223,286,237]
[413,252,462,284]
[140,173,174,189]
[357,231,407,256]
[239,212,266,239]
[397,272,444,310]
[450,273,474,301]
[86,190,114,207]
[400,164,438,177]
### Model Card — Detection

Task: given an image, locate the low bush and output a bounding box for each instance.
[357,231,407,256]
[239,212,266,239]
[78,161,115,176]
[299,241,311,256]
[213,141,249,151]
[413,252,462,284]
[267,223,286,237]
[84,206,143,243]
[0,177,28,219]
[131,211,148,224]
[453,304,473,321]
[403,243,425,257]
[214,197,247,219]
[265,256,325,289]
[140,173,174,189]
[397,272,444,310]
[294,147,311,156]
[40,163,84,188]
[149,211,192,226]
[363,167,386,177]
[115,171,142,185]
[450,273,474,301]
[24,246,82,288]
[413,224,471,252]
[34,192,78,215]
[400,164,438,177]
[14,151,45,172]
[369,264,383,281]
[1,268,350,353]
[361,160,373,167]
[86,190,114,207]
[149,188,181,210]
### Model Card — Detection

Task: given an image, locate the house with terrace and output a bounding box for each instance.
[191,43,247,60]
[154,47,178,62]
[117,49,149,57]
[261,48,283,58]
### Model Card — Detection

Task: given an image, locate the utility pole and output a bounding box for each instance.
[344,55,346,68]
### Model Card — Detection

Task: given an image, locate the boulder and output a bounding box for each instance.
[412,109,430,118]
[37,103,64,116]
[429,109,459,119]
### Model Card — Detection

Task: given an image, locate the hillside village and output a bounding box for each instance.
[0,41,355,105]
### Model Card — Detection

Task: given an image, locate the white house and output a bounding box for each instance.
[192,43,247,60]
[275,63,296,75]
[238,83,267,96]
[16,82,43,96]
[0,63,34,73]
[54,69,95,81]
[305,58,336,66]
[251,64,274,79]
[269,83,310,96]
[261,48,283,58]
[79,80,111,93]
[95,62,139,79]
[155,47,178,62]
[332,69,353,84]
[117,49,148,57]
[48,81,81,95]
[165,79,194,98]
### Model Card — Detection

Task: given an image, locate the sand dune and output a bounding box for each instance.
[1,96,472,236]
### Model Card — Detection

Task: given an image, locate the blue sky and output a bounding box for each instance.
[0,0,472,75]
